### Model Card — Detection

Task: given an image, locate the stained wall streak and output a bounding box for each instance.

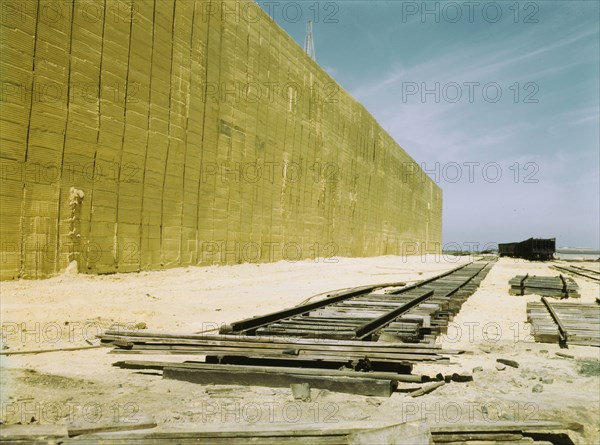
[0,0,442,280]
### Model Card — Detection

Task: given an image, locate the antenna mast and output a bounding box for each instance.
[304,20,316,61]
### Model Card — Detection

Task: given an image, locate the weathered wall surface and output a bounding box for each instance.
[0,0,441,280]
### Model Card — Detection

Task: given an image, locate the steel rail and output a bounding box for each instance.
[354,290,434,339]
[553,265,600,283]
[354,261,490,339]
[541,296,568,345]
[223,262,476,334]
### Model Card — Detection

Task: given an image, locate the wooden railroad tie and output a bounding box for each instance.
[527,299,600,347]
[509,274,580,299]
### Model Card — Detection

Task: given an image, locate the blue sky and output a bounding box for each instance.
[258,1,599,249]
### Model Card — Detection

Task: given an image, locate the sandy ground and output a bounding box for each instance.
[1,256,599,443]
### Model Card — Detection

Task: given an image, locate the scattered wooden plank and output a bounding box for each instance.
[100,331,446,351]
[111,343,443,361]
[2,420,575,444]
[113,360,426,382]
[497,358,519,369]
[58,421,416,444]
[348,421,432,445]
[556,352,574,358]
[433,432,524,442]
[163,366,394,397]
[0,345,102,356]
[429,420,584,433]
[64,437,341,445]
[68,418,157,437]
[0,424,68,440]
[54,420,580,444]
[409,380,445,397]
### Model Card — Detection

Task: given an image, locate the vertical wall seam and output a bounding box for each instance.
[248,25,264,245]
[209,3,225,249]
[139,0,157,268]
[179,0,196,265]
[54,0,77,273]
[96,0,107,144]
[158,0,178,262]
[225,13,236,249]
[86,0,108,271]
[22,0,40,164]
[19,0,41,278]
[114,0,136,266]
[18,183,26,278]
[195,0,212,263]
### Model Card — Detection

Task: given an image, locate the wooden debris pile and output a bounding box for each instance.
[429,420,582,445]
[509,274,579,298]
[527,298,600,347]
[101,331,467,397]
[99,262,497,397]
[0,420,583,444]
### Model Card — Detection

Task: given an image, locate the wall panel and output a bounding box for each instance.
[0,0,442,279]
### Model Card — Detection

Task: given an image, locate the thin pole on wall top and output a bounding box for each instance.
[304,20,316,61]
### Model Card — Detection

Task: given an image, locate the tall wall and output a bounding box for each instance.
[0,0,442,280]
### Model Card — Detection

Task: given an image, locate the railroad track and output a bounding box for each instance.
[552,263,600,283]
[527,297,600,347]
[221,259,495,342]
[102,259,496,395]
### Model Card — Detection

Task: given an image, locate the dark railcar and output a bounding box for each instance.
[498,242,517,257]
[499,238,556,261]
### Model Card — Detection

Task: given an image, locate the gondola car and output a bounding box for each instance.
[498,238,555,261]
[498,242,517,257]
